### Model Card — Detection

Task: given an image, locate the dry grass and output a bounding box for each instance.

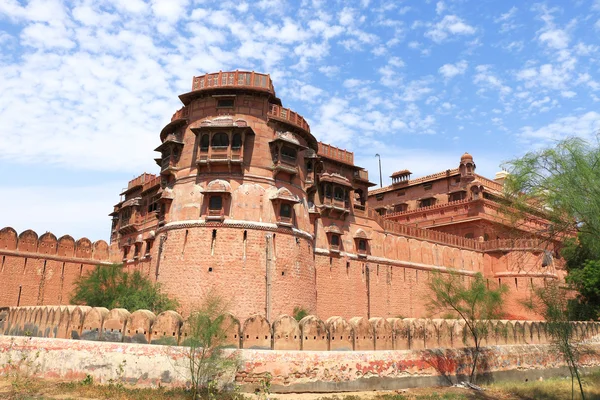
[1,371,600,400]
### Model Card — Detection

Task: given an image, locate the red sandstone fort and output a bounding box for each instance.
[0,71,563,320]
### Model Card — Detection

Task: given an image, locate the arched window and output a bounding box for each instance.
[212,132,229,148]
[209,195,222,210]
[232,132,242,149]
[200,134,209,151]
[334,187,344,200]
[306,161,313,172]
[331,234,340,246]
[324,184,332,198]
[358,239,367,251]
[280,203,292,218]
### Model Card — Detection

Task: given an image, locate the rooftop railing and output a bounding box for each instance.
[268,104,311,133]
[318,142,354,165]
[127,173,157,191]
[142,175,161,192]
[191,71,275,95]
[171,106,189,122]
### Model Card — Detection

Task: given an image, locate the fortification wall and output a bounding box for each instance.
[2,305,600,393]
[3,305,598,351]
[0,227,111,307]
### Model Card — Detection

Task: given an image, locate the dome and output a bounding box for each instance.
[460,152,473,162]
[204,179,232,193]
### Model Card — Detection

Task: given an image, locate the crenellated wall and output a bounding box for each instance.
[0,227,111,307]
[3,305,598,351]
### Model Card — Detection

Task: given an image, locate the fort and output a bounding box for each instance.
[0,70,563,321]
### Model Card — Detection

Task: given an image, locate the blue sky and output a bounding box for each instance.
[1,0,600,241]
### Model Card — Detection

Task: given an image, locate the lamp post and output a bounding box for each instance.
[375,154,383,188]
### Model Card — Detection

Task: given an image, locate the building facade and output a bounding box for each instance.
[0,71,564,321]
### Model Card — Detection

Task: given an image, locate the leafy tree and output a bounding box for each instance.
[292,306,309,321]
[502,135,600,255]
[70,264,179,314]
[183,290,240,399]
[427,271,507,383]
[503,136,600,319]
[524,280,588,400]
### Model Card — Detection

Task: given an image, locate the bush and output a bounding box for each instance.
[70,264,179,313]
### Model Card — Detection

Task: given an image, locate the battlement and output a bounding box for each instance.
[318,142,354,165]
[0,227,109,260]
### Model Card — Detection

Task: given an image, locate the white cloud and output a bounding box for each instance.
[318,65,340,77]
[424,15,476,43]
[519,112,600,147]
[438,60,468,79]
[435,1,445,15]
[494,6,519,32]
[473,65,511,96]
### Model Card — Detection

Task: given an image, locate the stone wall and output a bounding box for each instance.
[0,228,111,307]
[1,335,600,393]
[3,305,598,351]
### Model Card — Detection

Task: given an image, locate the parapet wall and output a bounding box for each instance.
[0,227,111,307]
[2,305,598,352]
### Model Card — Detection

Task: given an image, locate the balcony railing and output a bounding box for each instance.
[161,156,176,172]
[318,142,354,165]
[353,169,369,181]
[171,106,189,122]
[267,104,311,133]
[197,146,244,165]
[192,71,275,95]
[142,175,161,192]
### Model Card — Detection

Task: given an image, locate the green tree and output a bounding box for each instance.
[502,135,600,255]
[503,136,600,318]
[70,264,179,314]
[427,271,507,383]
[183,291,240,399]
[524,280,588,400]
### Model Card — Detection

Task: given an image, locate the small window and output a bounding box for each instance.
[331,235,340,246]
[209,195,222,210]
[200,134,209,151]
[306,161,313,172]
[396,190,406,196]
[280,203,292,218]
[358,239,367,251]
[424,183,433,190]
[375,193,384,201]
[420,198,434,208]
[232,132,242,149]
[465,233,474,239]
[217,98,234,108]
[212,132,229,148]
[281,146,297,162]
[324,184,332,198]
[449,192,466,202]
[376,208,386,216]
[394,204,407,213]
[334,187,344,200]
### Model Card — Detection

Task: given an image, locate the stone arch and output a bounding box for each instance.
[152,310,183,345]
[326,316,353,351]
[370,317,393,350]
[220,313,241,349]
[93,240,109,260]
[124,310,155,344]
[349,317,374,351]
[55,307,74,339]
[103,308,130,342]
[391,319,411,350]
[242,314,271,350]
[38,232,58,255]
[69,306,91,340]
[75,237,93,258]
[272,315,300,350]
[433,319,454,348]
[300,315,328,351]
[0,227,18,250]
[57,235,76,257]
[17,229,38,252]
[81,307,108,341]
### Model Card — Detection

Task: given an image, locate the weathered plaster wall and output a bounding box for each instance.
[2,335,600,393]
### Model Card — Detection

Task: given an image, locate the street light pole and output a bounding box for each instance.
[375,154,383,188]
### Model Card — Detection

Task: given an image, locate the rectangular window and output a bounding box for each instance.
[396,190,406,196]
[375,193,384,201]
[209,195,222,210]
[424,183,433,190]
[217,98,234,108]
[420,198,434,208]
